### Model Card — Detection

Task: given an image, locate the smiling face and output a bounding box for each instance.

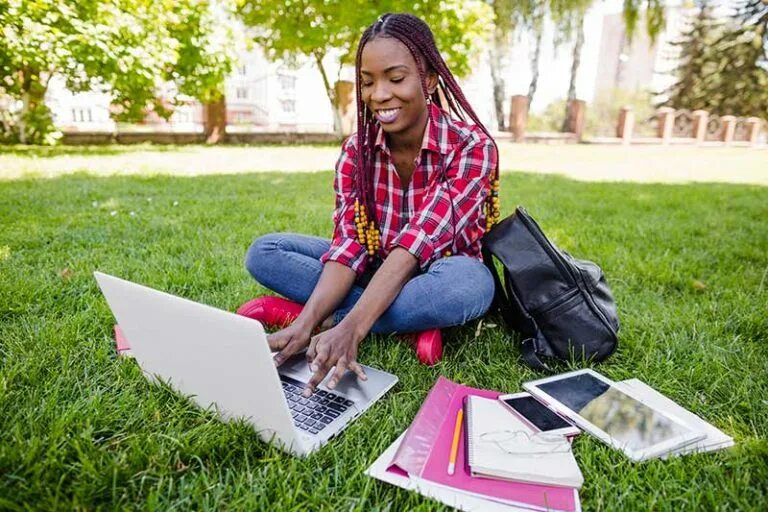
[359,36,437,145]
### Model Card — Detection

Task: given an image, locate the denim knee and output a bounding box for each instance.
[244,233,283,286]
[410,256,496,329]
[443,258,495,324]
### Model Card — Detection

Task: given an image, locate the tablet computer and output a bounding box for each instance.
[523,369,705,461]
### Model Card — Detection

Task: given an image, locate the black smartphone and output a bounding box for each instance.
[499,392,580,436]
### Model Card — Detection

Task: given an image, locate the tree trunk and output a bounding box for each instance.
[491,50,507,131]
[489,41,507,131]
[203,95,227,144]
[19,70,49,145]
[562,14,586,132]
[527,29,543,108]
[19,91,29,144]
[314,51,344,138]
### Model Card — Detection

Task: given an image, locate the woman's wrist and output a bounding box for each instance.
[337,315,370,344]
[292,310,321,334]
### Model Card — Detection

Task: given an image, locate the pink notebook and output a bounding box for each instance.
[387,377,579,512]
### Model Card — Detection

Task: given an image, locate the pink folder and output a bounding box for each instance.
[387,377,579,512]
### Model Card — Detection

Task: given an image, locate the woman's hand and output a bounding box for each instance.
[267,321,314,367]
[303,322,367,396]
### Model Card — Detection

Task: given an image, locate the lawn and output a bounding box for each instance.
[1,159,767,510]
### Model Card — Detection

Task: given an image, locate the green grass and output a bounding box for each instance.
[1,166,767,511]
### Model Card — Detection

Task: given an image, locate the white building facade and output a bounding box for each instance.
[48,1,717,134]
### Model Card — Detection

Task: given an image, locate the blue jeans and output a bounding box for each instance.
[244,233,495,334]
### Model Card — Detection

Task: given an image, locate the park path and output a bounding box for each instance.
[2,142,766,185]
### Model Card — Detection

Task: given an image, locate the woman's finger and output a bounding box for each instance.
[349,360,368,381]
[310,344,329,373]
[306,334,321,363]
[327,358,349,390]
[266,332,288,352]
[303,359,330,397]
[274,338,303,367]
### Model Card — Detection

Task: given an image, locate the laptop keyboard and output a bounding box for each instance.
[280,375,355,435]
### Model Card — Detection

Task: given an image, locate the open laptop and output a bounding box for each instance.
[94,271,398,457]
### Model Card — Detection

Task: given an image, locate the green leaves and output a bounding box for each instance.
[665,1,768,118]
[235,0,491,134]
[236,0,492,79]
[0,0,238,142]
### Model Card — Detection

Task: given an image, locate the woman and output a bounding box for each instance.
[239,13,501,396]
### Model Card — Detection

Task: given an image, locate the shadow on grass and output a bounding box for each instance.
[0,143,185,158]
[0,141,341,159]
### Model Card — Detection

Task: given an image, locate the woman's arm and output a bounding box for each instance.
[268,261,357,366]
[270,135,367,365]
[301,248,418,395]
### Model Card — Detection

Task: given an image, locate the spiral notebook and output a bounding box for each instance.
[465,396,583,489]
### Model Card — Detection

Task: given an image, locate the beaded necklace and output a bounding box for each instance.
[354,199,380,257]
[485,178,501,231]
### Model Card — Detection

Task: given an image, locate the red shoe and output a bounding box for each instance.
[410,328,442,366]
[236,296,304,329]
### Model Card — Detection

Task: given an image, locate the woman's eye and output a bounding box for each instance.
[391,77,404,83]
[361,81,373,87]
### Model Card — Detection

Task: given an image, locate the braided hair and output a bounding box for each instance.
[352,13,501,257]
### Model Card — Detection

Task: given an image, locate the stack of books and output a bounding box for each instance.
[366,377,583,512]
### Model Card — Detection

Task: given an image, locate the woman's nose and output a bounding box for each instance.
[370,81,392,103]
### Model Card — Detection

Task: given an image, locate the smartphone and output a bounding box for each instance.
[499,392,580,437]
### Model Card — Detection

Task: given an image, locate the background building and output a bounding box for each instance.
[47,1,732,134]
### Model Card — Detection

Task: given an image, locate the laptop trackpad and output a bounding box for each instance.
[277,352,376,404]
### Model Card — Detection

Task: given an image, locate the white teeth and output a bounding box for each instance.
[377,108,400,122]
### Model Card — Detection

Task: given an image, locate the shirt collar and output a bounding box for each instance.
[373,103,450,156]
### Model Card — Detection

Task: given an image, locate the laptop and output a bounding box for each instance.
[94,271,398,457]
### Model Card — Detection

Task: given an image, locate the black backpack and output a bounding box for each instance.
[482,207,619,370]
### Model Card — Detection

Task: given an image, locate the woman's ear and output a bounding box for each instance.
[426,69,438,96]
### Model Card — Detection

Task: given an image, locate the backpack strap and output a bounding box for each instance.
[520,333,551,371]
[482,246,512,325]
[483,246,551,371]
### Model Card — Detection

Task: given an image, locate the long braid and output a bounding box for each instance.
[352,13,502,258]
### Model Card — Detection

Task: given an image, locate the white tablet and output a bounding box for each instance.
[523,369,705,462]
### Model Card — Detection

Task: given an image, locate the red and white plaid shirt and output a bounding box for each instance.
[320,103,498,275]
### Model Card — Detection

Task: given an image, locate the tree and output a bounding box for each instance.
[487,0,545,129]
[665,0,768,118]
[663,2,723,111]
[526,3,546,107]
[0,0,236,144]
[558,0,667,132]
[708,0,768,117]
[486,0,663,132]
[167,1,241,143]
[236,0,492,137]
[557,2,589,132]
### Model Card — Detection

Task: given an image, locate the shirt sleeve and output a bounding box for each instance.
[390,132,496,270]
[319,134,369,275]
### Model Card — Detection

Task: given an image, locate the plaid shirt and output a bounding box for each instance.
[320,103,498,275]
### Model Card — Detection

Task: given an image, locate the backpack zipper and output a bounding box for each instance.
[517,207,617,338]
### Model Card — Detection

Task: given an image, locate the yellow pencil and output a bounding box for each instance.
[447,408,463,475]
